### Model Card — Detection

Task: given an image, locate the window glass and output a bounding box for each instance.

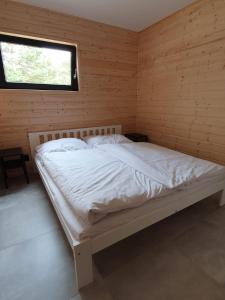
[0,34,78,91]
[1,42,72,85]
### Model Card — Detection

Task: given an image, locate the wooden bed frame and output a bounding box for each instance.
[28,125,225,290]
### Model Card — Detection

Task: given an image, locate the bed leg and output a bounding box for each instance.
[73,240,93,289]
[219,190,225,207]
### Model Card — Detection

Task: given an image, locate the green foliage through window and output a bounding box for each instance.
[0,34,78,91]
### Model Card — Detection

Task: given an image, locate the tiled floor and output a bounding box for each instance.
[1,176,225,300]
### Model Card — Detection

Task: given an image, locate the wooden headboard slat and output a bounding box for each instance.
[28,125,121,158]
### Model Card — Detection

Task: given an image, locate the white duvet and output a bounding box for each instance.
[38,142,225,224]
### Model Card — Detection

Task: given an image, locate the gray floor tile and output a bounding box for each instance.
[94,231,145,278]
[0,229,76,300]
[204,204,225,230]
[175,220,225,285]
[76,283,114,300]
[104,246,225,300]
[94,196,220,279]
[1,176,225,300]
[0,179,59,250]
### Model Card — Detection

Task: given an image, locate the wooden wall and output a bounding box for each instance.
[0,0,137,155]
[137,0,225,165]
[1,0,225,166]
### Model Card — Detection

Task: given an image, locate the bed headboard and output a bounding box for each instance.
[28,125,121,158]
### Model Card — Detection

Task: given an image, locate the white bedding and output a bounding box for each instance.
[35,158,225,240]
[83,134,132,146]
[37,142,225,225]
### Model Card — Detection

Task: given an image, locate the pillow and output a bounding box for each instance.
[35,138,88,154]
[83,134,133,146]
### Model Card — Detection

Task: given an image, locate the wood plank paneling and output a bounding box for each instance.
[137,0,225,165]
[0,0,138,158]
[1,0,225,169]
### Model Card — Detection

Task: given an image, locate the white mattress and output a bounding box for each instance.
[36,157,225,241]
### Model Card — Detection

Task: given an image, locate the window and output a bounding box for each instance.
[0,34,78,91]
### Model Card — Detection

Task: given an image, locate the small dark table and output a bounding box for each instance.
[0,147,29,189]
[125,133,149,142]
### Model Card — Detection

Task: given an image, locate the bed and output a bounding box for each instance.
[28,125,225,289]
